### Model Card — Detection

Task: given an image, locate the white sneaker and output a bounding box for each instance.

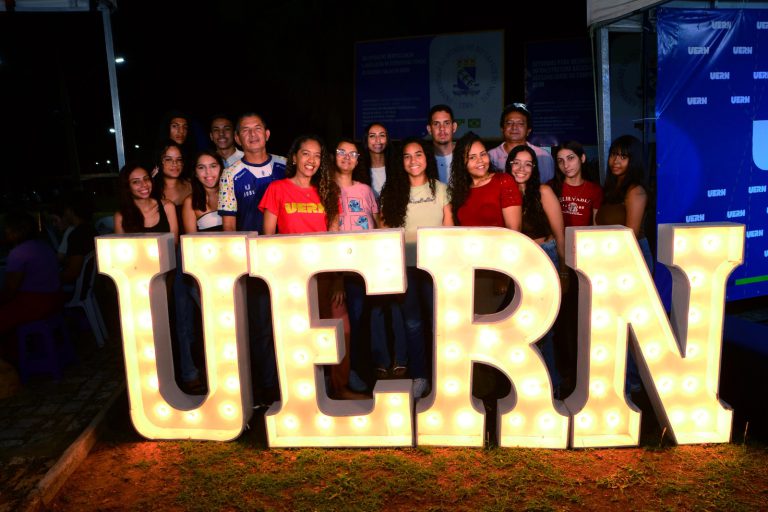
[412,378,430,399]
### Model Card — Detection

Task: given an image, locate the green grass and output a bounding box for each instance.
[167,433,768,512]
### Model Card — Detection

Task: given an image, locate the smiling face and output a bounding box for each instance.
[210,118,235,151]
[293,139,322,180]
[403,142,428,182]
[466,141,490,179]
[169,117,189,145]
[366,124,387,155]
[161,146,184,179]
[128,167,153,200]
[335,141,359,175]
[509,150,535,185]
[235,115,269,154]
[556,148,585,180]
[195,154,222,190]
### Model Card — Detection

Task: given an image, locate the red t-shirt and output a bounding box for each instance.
[456,172,522,227]
[558,180,603,227]
[259,179,327,234]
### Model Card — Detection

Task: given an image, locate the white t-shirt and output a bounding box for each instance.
[370,166,387,201]
[435,154,453,184]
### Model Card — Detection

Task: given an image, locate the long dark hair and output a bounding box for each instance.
[448,131,492,222]
[603,135,646,204]
[285,135,337,229]
[191,150,224,212]
[153,140,190,201]
[325,138,369,227]
[506,145,545,224]
[380,138,438,228]
[118,162,151,233]
[551,140,586,197]
[359,122,396,187]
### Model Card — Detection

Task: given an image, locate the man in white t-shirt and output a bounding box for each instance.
[488,102,555,184]
[426,104,458,184]
[209,115,244,169]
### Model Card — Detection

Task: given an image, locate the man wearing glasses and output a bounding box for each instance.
[489,103,555,184]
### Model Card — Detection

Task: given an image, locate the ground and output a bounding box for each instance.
[49,400,768,512]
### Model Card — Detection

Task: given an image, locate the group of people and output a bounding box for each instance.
[112,102,651,402]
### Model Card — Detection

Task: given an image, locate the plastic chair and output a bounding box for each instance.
[17,312,77,383]
[64,251,108,347]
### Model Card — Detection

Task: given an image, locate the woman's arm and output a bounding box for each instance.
[372,212,382,229]
[163,199,180,245]
[442,204,454,226]
[262,209,278,235]
[182,195,198,234]
[113,212,124,234]
[501,205,522,231]
[541,184,566,268]
[624,185,647,238]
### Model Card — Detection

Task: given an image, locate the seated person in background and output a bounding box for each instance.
[56,191,98,287]
[0,211,63,357]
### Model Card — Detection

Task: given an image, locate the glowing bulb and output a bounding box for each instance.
[427,412,442,427]
[427,238,445,257]
[479,329,499,348]
[630,307,649,325]
[520,378,542,397]
[674,237,688,253]
[658,377,674,395]
[538,414,556,431]
[605,411,621,427]
[592,310,610,329]
[116,243,134,262]
[296,381,314,399]
[687,343,700,359]
[201,243,217,260]
[293,349,310,365]
[387,395,403,407]
[223,343,237,361]
[593,275,609,294]
[692,409,710,427]
[291,315,308,333]
[265,247,282,264]
[339,244,355,258]
[143,346,156,361]
[525,274,544,293]
[444,379,460,395]
[645,341,662,361]
[445,310,460,326]
[456,410,476,429]
[147,375,159,391]
[288,282,304,298]
[219,312,234,328]
[702,235,720,252]
[589,379,607,397]
[317,334,331,347]
[591,345,609,363]
[146,244,159,261]
[444,344,461,360]
[228,240,245,259]
[579,239,595,256]
[502,243,520,262]
[603,238,619,255]
[220,402,237,419]
[444,274,461,291]
[185,411,201,423]
[225,376,239,392]
[517,309,534,326]
[302,244,320,263]
[316,415,333,430]
[577,414,593,429]
[509,348,526,364]
[283,415,299,430]
[682,376,698,394]
[670,409,685,424]
[216,277,232,292]
[507,413,524,428]
[155,404,170,418]
[688,308,701,325]
[617,274,635,291]
[464,238,482,255]
[689,271,705,288]
[138,311,152,329]
[388,413,404,428]
[353,416,368,428]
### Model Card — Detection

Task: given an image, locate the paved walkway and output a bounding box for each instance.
[0,325,125,512]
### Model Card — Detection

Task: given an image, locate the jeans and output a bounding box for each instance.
[397,267,433,379]
[370,298,407,370]
[344,274,367,384]
[538,239,562,390]
[175,248,199,383]
[247,278,277,389]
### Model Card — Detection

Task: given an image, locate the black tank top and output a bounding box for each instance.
[141,199,171,233]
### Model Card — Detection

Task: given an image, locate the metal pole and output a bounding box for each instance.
[101,3,125,170]
[595,26,611,184]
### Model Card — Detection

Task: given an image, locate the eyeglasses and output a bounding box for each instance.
[162,157,184,166]
[510,159,534,169]
[336,149,360,159]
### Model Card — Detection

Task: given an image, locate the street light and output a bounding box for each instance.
[115,56,125,64]
[109,128,116,134]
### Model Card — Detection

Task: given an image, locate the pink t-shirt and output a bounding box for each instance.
[558,180,603,227]
[337,181,378,231]
[456,172,521,227]
[259,179,327,234]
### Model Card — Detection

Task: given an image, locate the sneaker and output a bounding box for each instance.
[391,366,408,378]
[375,367,389,380]
[412,378,430,399]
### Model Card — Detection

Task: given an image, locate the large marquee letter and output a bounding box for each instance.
[416,228,569,448]
[250,230,413,447]
[566,224,743,447]
[97,233,253,441]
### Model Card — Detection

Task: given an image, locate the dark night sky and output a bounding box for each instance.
[0,1,587,192]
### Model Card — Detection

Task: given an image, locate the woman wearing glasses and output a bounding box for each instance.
[325,139,380,396]
[506,145,564,396]
[380,138,454,399]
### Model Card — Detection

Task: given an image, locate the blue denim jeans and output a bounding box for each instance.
[396,267,433,379]
[175,248,199,383]
[247,278,277,389]
[370,298,407,370]
[343,274,367,381]
[538,239,562,390]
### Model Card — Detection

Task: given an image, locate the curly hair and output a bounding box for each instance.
[153,140,190,201]
[284,135,338,230]
[191,150,224,212]
[603,135,646,204]
[118,162,152,233]
[506,145,545,225]
[380,138,438,228]
[448,131,490,223]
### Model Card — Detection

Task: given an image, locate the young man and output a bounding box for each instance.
[218,112,286,404]
[488,103,555,184]
[209,115,243,169]
[426,104,458,184]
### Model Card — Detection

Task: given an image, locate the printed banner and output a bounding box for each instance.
[355,31,503,140]
[656,8,768,300]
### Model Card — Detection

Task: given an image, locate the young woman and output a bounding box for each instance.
[182,150,224,233]
[327,138,380,392]
[449,131,521,229]
[552,141,603,227]
[380,137,454,399]
[506,145,564,395]
[114,163,179,242]
[595,135,652,270]
[153,141,193,218]
[259,136,362,399]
